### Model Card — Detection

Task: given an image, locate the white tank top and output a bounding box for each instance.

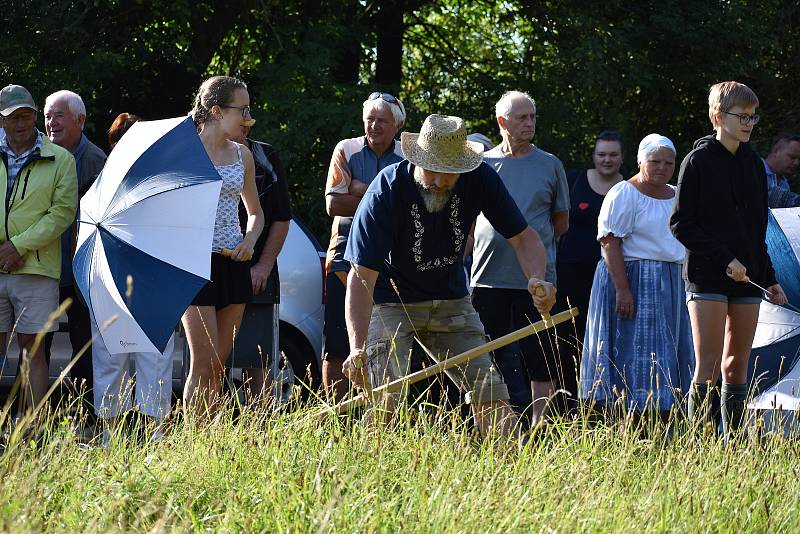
[212,145,245,250]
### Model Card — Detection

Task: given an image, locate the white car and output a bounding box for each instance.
[1,216,326,403]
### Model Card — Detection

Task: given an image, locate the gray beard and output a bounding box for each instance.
[416,183,453,213]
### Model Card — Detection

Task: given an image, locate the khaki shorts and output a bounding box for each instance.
[366,296,509,408]
[0,274,60,334]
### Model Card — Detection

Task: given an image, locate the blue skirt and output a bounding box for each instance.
[579,259,695,411]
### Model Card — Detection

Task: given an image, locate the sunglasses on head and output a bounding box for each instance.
[368,92,401,105]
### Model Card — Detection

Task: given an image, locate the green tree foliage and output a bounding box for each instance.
[3,0,798,241]
[403,0,800,171]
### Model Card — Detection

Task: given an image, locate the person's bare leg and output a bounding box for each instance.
[472,400,520,439]
[213,304,246,407]
[720,303,760,434]
[688,300,727,384]
[323,356,350,402]
[244,367,272,404]
[215,304,245,366]
[721,304,760,384]
[686,300,727,431]
[530,380,556,427]
[182,305,221,416]
[16,332,48,417]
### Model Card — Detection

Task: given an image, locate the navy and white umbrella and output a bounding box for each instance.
[74,116,221,354]
[749,208,800,418]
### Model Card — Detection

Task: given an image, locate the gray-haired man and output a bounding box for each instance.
[43,90,107,417]
[471,90,570,427]
[322,92,406,400]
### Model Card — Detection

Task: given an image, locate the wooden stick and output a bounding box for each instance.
[317,306,578,417]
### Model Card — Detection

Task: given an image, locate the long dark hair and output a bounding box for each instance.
[190,76,247,127]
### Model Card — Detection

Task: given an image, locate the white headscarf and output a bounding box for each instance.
[637,133,676,165]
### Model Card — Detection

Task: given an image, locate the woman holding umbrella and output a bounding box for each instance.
[184,76,264,415]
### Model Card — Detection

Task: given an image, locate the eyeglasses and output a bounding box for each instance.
[220,105,251,118]
[368,92,401,105]
[724,111,760,125]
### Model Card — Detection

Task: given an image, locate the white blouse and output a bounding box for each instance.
[597,181,685,263]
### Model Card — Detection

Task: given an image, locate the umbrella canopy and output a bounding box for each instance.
[75,116,222,354]
[749,208,800,412]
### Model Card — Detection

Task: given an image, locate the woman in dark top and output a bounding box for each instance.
[671,81,787,438]
[555,131,624,412]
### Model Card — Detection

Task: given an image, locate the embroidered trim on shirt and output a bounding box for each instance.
[411,195,463,271]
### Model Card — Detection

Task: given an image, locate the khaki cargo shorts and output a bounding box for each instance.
[365,296,509,409]
[0,274,59,334]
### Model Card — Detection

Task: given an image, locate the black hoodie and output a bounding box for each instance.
[670,134,776,297]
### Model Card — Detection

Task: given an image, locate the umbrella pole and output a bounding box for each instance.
[271,302,281,406]
[317,307,578,418]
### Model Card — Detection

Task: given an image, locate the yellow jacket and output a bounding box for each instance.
[0,135,77,279]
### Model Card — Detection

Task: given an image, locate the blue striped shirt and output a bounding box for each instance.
[1,130,44,195]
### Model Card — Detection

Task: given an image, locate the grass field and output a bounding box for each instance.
[1,398,799,533]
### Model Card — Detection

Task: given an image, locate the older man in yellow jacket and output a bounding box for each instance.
[0,84,77,418]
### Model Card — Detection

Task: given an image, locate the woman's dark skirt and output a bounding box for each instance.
[191,252,252,309]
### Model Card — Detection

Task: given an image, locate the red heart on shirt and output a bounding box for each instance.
[578,202,589,210]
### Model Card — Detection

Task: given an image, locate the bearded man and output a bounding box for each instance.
[342,114,556,437]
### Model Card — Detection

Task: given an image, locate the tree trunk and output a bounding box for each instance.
[374,0,406,93]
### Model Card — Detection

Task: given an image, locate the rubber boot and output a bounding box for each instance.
[688,382,716,435]
[721,382,749,442]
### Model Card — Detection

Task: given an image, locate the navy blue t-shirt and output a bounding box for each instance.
[345,160,528,304]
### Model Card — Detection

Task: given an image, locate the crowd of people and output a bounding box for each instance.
[0,75,797,444]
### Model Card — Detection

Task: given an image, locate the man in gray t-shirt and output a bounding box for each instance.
[470,90,569,428]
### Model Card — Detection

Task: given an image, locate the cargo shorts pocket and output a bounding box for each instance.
[366,340,391,388]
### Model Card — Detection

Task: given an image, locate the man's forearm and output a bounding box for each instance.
[326,193,362,217]
[345,266,377,351]
[551,210,569,239]
[254,221,290,270]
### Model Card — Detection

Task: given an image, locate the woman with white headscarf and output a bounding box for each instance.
[579,134,695,419]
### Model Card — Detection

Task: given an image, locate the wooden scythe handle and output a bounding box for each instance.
[317,306,579,417]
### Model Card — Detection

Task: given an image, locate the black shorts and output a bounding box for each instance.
[322,271,349,361]
[471,287,567,383]
[192,253,252,309]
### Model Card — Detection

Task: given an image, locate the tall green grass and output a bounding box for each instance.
[1,398,799,533]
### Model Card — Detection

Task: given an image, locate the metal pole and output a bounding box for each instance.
[271,302,281,405]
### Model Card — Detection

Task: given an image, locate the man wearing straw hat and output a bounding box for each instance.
[342,114,556,437]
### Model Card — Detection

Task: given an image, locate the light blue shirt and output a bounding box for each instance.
[763,159,790,192]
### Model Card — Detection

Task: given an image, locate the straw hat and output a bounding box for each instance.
[401,114,484,173]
